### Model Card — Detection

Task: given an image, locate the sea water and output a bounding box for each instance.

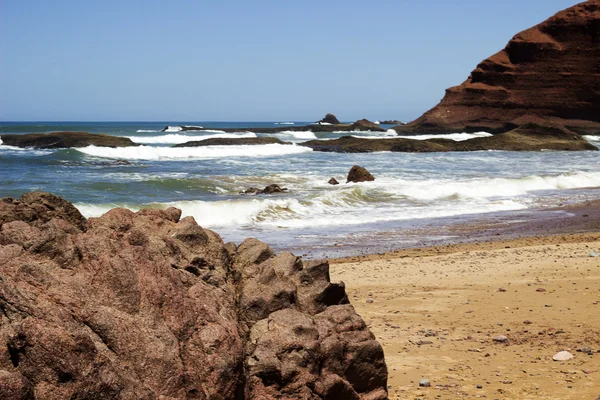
[1,121,599,258]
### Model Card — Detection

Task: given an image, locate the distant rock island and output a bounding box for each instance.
[396,0,600,135]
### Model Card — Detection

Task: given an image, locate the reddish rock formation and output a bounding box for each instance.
[0,192,388,399]
[397,1,600,135]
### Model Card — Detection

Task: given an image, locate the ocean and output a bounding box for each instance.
[1,121,599,258]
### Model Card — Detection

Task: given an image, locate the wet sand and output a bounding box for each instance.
[330,201,600,399]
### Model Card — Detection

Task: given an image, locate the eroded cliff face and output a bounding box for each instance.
[0,192,388,400]
[398,0,600,134]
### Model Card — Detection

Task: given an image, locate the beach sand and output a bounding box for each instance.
[330,208,600,399]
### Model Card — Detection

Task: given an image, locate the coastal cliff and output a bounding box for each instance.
[0,193,388,399]
[396,0,600,135]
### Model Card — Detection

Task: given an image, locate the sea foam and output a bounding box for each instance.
[74,143,312,160]
[126,132,256,144]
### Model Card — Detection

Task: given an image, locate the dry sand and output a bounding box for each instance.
[331,232,600,399]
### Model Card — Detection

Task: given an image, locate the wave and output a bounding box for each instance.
[275,122,295,125]
[136,129,159,133]
[163,126,204,132]
[391,132,493,141]
[584,135,600,142]
[125,132,256,144]
[74,143,313,160]
[374,170,600,201]
[276,131,318,140]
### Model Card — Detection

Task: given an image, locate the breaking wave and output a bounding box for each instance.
[74,143,312,160]
[126,132,256,144]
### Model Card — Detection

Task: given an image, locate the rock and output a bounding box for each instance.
[577,347,594,355]
[477,384,483,389]
[536,287,547,292]
[419,379,431,387]
[160,125,204,132]
[349,119,381,131]
[317,113,341,125]
[0,131,138,149]
[553,351,575,361]
[589,250,600,257]
[347,165,375,183]
[0,192,388,399]
[396,1,600,135]
[241,184,288,195]
[498,287,507,292]
[173,137,289,147]
[328,178,340,185]
[493,335,509,343]
[380,120,403,125]
[301,122,597,153]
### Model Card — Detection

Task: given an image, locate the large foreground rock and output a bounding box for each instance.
[396,1,600,135]
[0,132,137,149]
[0,192,388,399]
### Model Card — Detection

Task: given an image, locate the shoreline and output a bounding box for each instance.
[329,201,600,399]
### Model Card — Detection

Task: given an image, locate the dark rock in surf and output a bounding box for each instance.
[347,165,375,183]
[241,184,288,195]
[328,178,340,185]
[349,119,382,131]
[174,137,289,147]
[160,125,205,132]
[0,131,137,149]
[317,113,341,125]
[0,192,388,399]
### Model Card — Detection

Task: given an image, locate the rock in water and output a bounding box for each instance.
[317,113,341,124]
[240,184,288,195]
[350,119,381,131]
[0,192,388,399]
[397,1,600,135]
[0,131,137,149]
[347,165,375,183]
[328,177,340,185]
[553,351,575,361]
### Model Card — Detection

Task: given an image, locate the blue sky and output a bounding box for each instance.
[0,0,579,122]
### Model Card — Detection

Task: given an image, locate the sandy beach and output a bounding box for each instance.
[331,225,600,399]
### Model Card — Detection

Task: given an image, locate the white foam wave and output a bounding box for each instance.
[163,126,183,132]
[376,170,600,201]
[395,132,493,141]
[136,130,159,133]
[126,132,256,144]
[74,143,312,160]
[277,131,318,140]
[584,135,600,142]
[275,122,295,125]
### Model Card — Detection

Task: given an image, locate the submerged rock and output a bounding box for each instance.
[0,192,388,399]
[396,1,600,135]
[0,131,137,149]
[328,178,340,185]
[347,165,375,183]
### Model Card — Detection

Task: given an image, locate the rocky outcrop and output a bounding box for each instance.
[396,1,600,135]
[349,119,381,131]
[328,178,340,185]
[0,192,388,399]
[174,137,289,147]
[0,132,138,149]
[317,113,341,125]
[302,122,598,153]
[347,166,375,183]
[161,126,205,132]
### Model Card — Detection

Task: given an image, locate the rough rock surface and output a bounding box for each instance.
[174,137,289,147]
[318,113,341,125]
[302,122,598,153]
[347,166,375,183]
[0,192,387,399]
[349,119,381,131]
[0,132,138,149]
[396,1,600,135]
[241,184,289,195]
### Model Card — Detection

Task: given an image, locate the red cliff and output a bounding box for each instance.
[397,0,600,134]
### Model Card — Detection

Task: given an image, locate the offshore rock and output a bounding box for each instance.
[241,184,289,195]
[0,192,388,399]
[174,137,289,147]
[318,113,341,125]
[347,165,375,183]
[349,119,382,131]
[0,131,138,149]
[396,1,600,135]
[302,122,597,153]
